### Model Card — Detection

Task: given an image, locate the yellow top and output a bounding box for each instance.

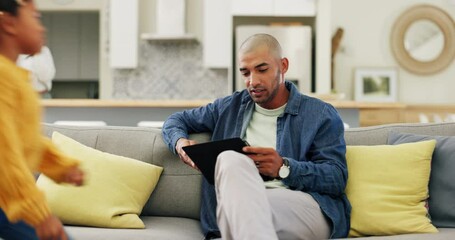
[0,55,79,226]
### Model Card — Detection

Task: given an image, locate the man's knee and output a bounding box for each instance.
[216,150,248,170]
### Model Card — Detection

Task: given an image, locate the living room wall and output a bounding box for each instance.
[332,0,455,104]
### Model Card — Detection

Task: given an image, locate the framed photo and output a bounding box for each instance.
[354,67,398,102]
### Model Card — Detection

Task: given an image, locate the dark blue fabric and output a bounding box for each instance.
[0,208,38,240]
[200,178,221,239]
[162,81,351,238]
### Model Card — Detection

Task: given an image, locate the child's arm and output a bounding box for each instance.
[38,137,82,184]
[0,110,51,226]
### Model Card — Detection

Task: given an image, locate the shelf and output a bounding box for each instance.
[140,33,197,41]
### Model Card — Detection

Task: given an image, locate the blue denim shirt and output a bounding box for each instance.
[162,82,351,238]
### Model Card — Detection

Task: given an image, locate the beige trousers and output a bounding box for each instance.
[214,150,330,240]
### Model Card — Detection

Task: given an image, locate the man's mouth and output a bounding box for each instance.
[250,88,266,97]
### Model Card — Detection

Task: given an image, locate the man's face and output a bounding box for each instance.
[239,45,286,109]
[16,1,44,55]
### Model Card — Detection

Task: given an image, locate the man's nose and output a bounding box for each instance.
[249,73,260,87]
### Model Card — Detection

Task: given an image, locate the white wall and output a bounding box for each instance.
[332,0,455,103]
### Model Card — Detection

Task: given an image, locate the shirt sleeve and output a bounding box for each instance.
[38,136,79,183]
[31,46,56,91]
[283,104,348,197]
[18,46,56,91]
[0,103,51,226]
[162,99,221,154]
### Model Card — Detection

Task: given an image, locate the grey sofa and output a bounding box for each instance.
[42,122,455,240]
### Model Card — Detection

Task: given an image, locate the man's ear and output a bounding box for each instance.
[280,57,289,75]
[0,13,18,36]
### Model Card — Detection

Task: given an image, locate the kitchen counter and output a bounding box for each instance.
[41,99,406,109]
[41,99,407,128]
[41,99,215,108]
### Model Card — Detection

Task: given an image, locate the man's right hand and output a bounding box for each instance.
[175,138,198,170]
[35,215,68,240]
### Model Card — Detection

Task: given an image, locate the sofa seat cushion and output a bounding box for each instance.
[334,228,455,240]
[65,216,204,240]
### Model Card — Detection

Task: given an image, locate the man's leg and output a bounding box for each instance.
[215,150,278,240]
[200,177,221,238]
[0,209,38,240]
[267,189,331,240]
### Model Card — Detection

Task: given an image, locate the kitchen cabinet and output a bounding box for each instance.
[203,0,232,68]
[231,0,315,17]
[43,12,99,81]
[36,0,103,11]
[274,0,316,16]
[231,0,273,16]
[360,109,405,127]
[37,0,110,99]
[48,13,79,80]
[203,0,328,93]
[203,0,315,70]
[80,14,99,80]
[109,0,138,69]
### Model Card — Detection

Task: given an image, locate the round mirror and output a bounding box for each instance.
[404,20,444,62]
[391,5,455,75]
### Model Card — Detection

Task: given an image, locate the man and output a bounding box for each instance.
[162,34,350,239]
[0,0,84,239]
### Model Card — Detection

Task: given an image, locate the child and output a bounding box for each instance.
[0,0,84,239]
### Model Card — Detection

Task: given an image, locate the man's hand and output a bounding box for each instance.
[242,146,283,178]
[63,166,84,186]
[35,215,68,240]
[176,138,199,170]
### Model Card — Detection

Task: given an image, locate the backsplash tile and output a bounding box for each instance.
[112,41,228,99]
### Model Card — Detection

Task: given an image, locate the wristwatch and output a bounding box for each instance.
[278,157,290,179]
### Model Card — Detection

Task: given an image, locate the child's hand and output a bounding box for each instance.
[35,215,68,240]
[63,167,84,186]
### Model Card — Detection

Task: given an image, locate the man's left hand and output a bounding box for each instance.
[242,146,283,178]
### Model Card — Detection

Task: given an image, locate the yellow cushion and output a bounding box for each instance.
[346,140,438,237]
[37,132,163,228]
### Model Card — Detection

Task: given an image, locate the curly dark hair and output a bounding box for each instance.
[0,0,28,16]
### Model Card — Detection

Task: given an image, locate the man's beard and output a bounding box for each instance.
[249,71,281,105]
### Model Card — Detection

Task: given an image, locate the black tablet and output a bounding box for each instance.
[182,138,249,185]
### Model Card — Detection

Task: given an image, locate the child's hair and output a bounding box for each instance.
[0,0,28,16]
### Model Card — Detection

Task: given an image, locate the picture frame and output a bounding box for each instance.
[354,67,398,102]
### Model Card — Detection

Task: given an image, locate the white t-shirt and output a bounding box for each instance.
[17,46,56,93]
[245,103,288,189]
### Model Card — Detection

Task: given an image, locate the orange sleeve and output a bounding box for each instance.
[0,102,50,226]
[38,136,79,183]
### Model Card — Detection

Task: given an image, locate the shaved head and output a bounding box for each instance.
[238,33,283,60]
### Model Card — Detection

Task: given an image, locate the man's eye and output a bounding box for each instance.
[258,68,268,73]
[241,72,250,77]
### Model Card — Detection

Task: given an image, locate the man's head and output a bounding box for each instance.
[238,33,289,109]
[0,0,44,58]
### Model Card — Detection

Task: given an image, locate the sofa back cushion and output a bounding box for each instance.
[388,132,455,228]
[42,122,455,223]
[345,122,455,146]
[42,124,206,220]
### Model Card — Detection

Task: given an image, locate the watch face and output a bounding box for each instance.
[279,165,290,178]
